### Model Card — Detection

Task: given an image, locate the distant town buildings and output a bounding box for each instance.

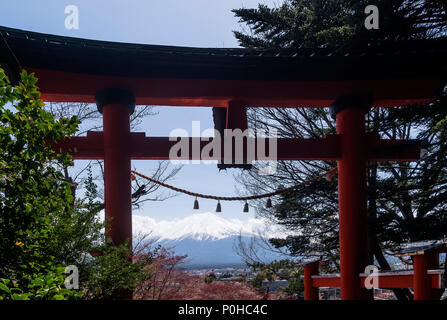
[187,263,429,300]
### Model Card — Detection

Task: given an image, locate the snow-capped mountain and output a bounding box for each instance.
[132,212,280,241]
[132,212,287,267]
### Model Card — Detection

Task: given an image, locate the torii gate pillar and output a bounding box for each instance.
[96,88,135,249]
[331,93,371,300]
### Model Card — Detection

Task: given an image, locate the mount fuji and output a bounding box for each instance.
[132,212,287,268]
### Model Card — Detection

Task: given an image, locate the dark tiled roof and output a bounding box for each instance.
[394,239,447,256]
[1,25,446,82]
[300,257,322,266]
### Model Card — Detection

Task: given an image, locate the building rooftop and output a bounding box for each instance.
[394,239,447,257]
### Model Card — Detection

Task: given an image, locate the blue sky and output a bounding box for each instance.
[0,0,279,47]
[0,0,280,222]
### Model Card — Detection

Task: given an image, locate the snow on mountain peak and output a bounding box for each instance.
[132,212,279,241]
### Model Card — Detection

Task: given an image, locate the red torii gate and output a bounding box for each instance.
[1,26,445,300]
[303,241,446,300]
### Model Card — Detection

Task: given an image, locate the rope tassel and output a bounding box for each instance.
[266,198,272,208]
[325,169,336,182]
[193,197,199,210]
[130,168,337,215]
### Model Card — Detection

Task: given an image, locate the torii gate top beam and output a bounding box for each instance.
[0,26,445,108]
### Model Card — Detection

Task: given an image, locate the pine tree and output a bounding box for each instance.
[233,1,447,300]
[233,0,446,49]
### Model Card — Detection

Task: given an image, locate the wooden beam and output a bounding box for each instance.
[312,274,341,288]
[311,270,444,289]
[30,68,439,108]
[52,132,421,162]
[50,131,104,159]
[226,101,247,131]
[53,133,342,160]
[367,134,421,161]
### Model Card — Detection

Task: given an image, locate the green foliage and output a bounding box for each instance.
[283,276,304,297]
[248,274,266,293]
[0,68,158,300]
[0,267,82,300]
[204,273,217,283]
[83,242,150,299]
[43,166,104,268]
[247,260,304,296]
[233,0,447,49]
[0,68,80,299]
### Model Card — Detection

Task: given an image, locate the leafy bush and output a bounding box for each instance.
[0,68,79,299]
